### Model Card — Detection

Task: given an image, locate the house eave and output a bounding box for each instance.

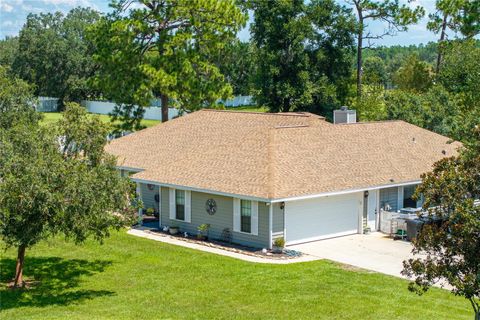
[130,177,271,203]
[271,180,422,203]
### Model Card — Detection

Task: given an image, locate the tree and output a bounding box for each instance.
[250,0,356,115]
[0,65,40,130]
[346,0,424,97]
[13,7,101,107]
[402,127,480,320]
[363,56,387,87]
[438,40,480,143]
[0,103,136,287]
[385,85,458,137]
[428,0,480,72]
[392,54,433,92]
[0,36,18,68]
[90,0,246,131]
[350,84,386,121]
[216,40,256,96]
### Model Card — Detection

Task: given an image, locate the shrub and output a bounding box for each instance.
[273,237,285,248]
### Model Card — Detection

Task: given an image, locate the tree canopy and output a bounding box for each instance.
[402,126,480,320]
[0,65,40,130]
[392,54,433,92]
[250,0,356,117]
[346,0,424,97]
[12,7,101,107]
[0,102,136,287]
[90,0,246,131]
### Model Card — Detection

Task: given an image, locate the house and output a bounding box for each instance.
[105,109,460,248]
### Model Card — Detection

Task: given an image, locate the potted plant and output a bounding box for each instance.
[146,208,155,216]
[363,225,371,234]
[169,225,180,235]
[197,223,211,240]
[272,237,285,254]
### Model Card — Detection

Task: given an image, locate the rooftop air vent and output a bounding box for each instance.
[333,106,356,124]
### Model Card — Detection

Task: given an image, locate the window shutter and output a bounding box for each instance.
[233,198,240,232]
[251,201,259,236]
[169,188,175,220]
[185,190,191,223]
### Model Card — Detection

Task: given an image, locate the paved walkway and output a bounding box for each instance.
[127,228,319,264]
[290,232,416,279]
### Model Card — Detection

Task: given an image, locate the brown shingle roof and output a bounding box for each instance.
[105,109,461,200]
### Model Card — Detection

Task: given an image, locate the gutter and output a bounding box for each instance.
[271,180,422,203]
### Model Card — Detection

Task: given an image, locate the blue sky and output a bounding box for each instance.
[0,0,441,47]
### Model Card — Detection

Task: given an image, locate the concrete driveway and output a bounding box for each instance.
[289,232,416,279]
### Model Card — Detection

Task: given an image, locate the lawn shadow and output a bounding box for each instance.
[0,256,114,310]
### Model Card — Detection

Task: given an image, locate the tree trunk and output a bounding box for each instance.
[356,15,364,98]
[435,13,448,74]
[161,94,169,123]
[14,245,26,287]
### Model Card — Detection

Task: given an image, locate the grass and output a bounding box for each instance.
[225,105,268,113]
[0,231,472,320]
[40,112,161,128]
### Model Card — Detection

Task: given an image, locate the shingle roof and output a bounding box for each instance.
[105,109,461,200]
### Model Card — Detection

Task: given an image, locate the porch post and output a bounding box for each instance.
[397,186,404,211]
[136,182,143,225]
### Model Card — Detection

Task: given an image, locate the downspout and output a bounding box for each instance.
[268,203,273,250]
[283,203,287,245]
[136,182,143,226]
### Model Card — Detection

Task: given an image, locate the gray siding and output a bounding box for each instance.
[272,203,284,234]
[380,187,399,212]
[140,184,160,212]
[159,187,270,248]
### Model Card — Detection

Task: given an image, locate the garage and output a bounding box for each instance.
[285,192,362,245]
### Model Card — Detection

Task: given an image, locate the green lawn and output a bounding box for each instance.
[0,231,472,320]
[40,112,161,128]
[225,105,268,112]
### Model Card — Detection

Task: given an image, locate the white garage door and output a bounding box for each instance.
[285,193,362,245]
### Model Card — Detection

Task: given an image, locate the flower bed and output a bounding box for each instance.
[145,228,303,260]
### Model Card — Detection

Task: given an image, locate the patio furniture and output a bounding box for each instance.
[393,228,407,240]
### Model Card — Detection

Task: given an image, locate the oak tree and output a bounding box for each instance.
[13,7,101,107]
[0,103,136,287]
[250,0,356,115]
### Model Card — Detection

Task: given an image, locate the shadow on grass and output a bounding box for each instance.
[0,257,114,310]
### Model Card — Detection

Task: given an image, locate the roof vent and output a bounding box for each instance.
[333,106,356,124]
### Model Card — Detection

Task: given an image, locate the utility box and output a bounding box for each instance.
[333,106,357,124]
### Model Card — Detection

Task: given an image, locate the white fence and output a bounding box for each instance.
[36,97,60,112]
[82,100,180,121]
[217,95,255,107]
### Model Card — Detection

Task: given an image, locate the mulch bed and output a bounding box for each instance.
[143,228,303,260]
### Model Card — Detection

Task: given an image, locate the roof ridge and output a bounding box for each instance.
[335,120,405,125]
[199,109,313,117]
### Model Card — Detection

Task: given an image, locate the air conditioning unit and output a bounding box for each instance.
[333,106,356,124]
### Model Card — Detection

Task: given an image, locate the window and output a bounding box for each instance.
[403,185,417,208]
[175,190,185,220]
[233,198,258,235]
[240,200,252,233]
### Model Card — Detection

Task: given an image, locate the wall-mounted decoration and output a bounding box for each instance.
[205,199,217,215]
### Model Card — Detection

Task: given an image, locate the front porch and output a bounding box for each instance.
[134,182,272,249]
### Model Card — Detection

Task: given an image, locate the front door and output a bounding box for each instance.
[367,190,378,230]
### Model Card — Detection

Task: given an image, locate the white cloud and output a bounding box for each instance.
[0,3,14,12]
